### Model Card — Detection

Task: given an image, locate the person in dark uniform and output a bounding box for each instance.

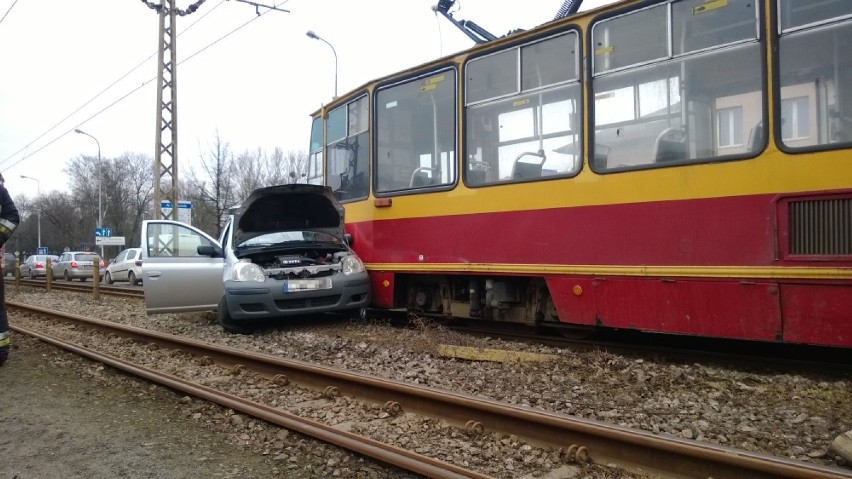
[0,173,20,366]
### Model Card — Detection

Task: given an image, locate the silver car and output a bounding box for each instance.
[20,254,59,279]
[104,247,143,285]
[52,251,106,281]
[141,184,371,334]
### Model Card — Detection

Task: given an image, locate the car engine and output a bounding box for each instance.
[240,248,351,279]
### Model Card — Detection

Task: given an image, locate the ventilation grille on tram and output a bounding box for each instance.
[789,198,852,256]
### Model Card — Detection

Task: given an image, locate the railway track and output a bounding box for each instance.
[10,277,144,297]
[14,278,848,373]
[9,301,851,479]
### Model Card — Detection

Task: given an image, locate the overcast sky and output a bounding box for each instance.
[0,0,614,195]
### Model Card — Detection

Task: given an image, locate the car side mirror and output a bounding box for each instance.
[197,244,223,258]
[344,233,353,246]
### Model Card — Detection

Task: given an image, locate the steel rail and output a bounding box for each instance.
[10,302,852,479]
[13,278,144,297]
[12,323,491,479]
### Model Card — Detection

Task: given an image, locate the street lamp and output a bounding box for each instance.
[306,30,338,99]
[74,128,102,256]
[19,175,41,251]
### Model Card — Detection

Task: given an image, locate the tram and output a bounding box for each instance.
[305,0,852,347]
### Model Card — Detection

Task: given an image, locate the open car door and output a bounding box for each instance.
[141,220,226,314]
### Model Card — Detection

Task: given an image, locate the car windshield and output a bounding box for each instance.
[236,231,341,249]
[74,253,97,260]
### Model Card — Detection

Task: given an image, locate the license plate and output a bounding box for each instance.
[282,278,332,292]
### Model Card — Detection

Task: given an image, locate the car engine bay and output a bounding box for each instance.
[239,248,352,279]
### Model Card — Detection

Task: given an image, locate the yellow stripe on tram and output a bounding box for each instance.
[365,263,852,281]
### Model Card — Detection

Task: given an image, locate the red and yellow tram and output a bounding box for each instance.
[307,0,852,347]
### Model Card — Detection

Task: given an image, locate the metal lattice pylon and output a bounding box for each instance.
[153,0,178,220]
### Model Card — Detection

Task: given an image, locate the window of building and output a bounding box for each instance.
[781,97,810,141]
[717,107,743,148]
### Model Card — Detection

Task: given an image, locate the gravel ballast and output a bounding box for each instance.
[5,288,851,478]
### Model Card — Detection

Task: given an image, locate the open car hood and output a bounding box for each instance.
[234,184,345,245]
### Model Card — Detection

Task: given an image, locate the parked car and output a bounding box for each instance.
[19,254,59,279]
[3,252,15,277]
[52,251,106,281]
[141,184,370,334]
[104,248,143,285]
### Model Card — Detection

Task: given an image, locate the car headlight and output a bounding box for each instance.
[341,255,364,275]
[231,261,266,282]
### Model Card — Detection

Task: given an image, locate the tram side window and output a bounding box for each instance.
[307,117,324,185]
[326,96,369,201]
[778,1,852,150]
[375,70,457,194]
[465,32,581,187]
[591,0,764,172]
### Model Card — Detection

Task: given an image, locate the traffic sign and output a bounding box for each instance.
[96,236,125,246]
[95,227,112,237]
[160,200,192,225]
[36,247,48,255]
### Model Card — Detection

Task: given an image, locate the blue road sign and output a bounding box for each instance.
[36,247,48,255]
[95,227,112,237]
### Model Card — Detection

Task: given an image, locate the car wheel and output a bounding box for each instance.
[28,270,35,280]
[64,271,71,281]
[128,271,137,286]
[105,272,113,285]
[216,296,256,335]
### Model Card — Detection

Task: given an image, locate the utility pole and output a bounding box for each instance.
[140,1,286,220]
[140,0,208,220]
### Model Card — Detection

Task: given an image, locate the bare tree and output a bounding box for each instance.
[39,191,85,253]
[233,148,265,201]
[7,193,34,255]
[108,152,154,246]
[261,148,308,185]
[187,130,238,237]
[64,154,104,250]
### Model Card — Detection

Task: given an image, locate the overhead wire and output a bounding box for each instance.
[0,0,227,168]
[0,0,18,26]
[1,0,284,171]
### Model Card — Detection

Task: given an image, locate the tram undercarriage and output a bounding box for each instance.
[400,274,558,324]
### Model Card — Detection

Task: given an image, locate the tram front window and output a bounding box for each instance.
[326,96,369,201]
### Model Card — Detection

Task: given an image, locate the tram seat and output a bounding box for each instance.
[748,121,765,152]
[653,127,686,163]
[467,169,486,185]
[512,161,543,180]
[410,168,437,187]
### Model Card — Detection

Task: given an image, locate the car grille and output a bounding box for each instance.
[275,295,341,310]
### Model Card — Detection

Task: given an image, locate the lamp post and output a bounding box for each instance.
[306,30,338,99]
[19,175,41,251]
[74,128,102,256]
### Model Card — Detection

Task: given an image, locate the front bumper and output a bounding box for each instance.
[224,272,370,320]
